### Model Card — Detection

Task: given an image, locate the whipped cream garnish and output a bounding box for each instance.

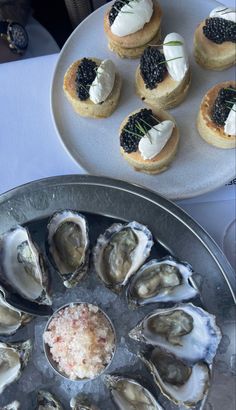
[89,59,116,104]
[224,104,236,135]
[111,0,153,37]
[138,120,175,160]
[163,33,189,82]
[209,6,236,23]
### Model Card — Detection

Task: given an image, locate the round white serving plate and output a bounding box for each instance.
[51,0,236,200]
[0,175,235,409]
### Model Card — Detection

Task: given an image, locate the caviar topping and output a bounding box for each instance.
[109,0,131,26]
[75,58,98,101]
[140,47,167,90]
[211,87,236,126]
[120,108,159,153]
[203,17,236,44]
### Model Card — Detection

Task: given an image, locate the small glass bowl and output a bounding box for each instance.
[43,301,117,381]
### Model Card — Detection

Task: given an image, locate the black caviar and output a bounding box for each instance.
[109,0,131,26]
[120,108,159,153]
[140,47,167,90]
[75,58,98,101]
[203,17,236,44]
[211,87,236,126]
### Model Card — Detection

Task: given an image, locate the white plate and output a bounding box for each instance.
[51,0,235,200]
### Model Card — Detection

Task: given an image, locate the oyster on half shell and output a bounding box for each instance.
[129,303,222,363]
[0,402,20,410]
[93,221,153,292]
[140,349,210,408]
[36,390,64,410]
[0,286,32,335]
[105,375,163,410]
[70,396,99,410]
[127,256,198,307]
[0,339,32,394]
[0,225,51,305]
[47,210,89,288]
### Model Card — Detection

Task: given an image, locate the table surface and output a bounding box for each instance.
[0,2,235,272]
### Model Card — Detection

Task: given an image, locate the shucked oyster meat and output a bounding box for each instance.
[0,286,32,335]
[0,339,32,394]
[47,210,89,288]
[93,221,153,292]
[129,303,222,363]
[140,349,210,408]
[70,396,99,410]
[127,256,198,307]
[105,375,163,410]
[0,225,51,305]
[36,390,64,410]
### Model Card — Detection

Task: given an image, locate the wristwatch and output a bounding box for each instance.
[0,20,28,54]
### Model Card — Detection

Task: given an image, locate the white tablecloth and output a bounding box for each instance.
[0,52,235,269]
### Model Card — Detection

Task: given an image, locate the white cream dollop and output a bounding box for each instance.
[224,104,236,135]
[163,33,189,82]
[89,59,116,104]
[209,6,236,23]
[138,120,175,160]
[111,0,153,37]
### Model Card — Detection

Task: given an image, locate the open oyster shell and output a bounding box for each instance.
[0,225,51,305]
[105,375,163,409]
[0,286,32,336]
[47,210,90,288]
[0,402,20,410]
[70,396,99,410]
[129,303,222,363]
[36,390,64,410]
[93,221,153,292]
[127,256,198,307]
[0,339,32,394]
[140,349,210,408]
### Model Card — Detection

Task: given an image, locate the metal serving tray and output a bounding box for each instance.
[0,175,235,410]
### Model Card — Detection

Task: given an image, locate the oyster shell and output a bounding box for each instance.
[93,221,153,292]
[127,256,198,307]
[0,225,51,305]
[0,286,32,335]
[36,390,64,410]
[0,339,32,394]
[47,210,89,288]
[140,349,210,408]
[129,303,222,363]
[0,402,20,410]
[105,375,163,409]
[70,396,98,410]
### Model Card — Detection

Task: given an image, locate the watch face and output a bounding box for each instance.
[8,22,28,53]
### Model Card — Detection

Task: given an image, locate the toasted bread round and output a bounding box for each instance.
[135,65,191,109]
[120,108,179,174]
[197,81,236,149]
[63,58,122,118]
[194,21,236,70]
[104,1,162,58]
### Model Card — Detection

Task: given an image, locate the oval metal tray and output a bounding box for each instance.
[0,175,235,410]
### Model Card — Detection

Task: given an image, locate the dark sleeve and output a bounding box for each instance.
[0,0,31,25]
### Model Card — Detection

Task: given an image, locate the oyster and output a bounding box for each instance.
[140,349,210,408]
[0,286,32,335]
[105,375,163,410]
[70,396,98,410]
[0,402,20,410]
[127,256,198,307]
[129,303,222,363]
[36,390,64,410]
[0,225,51,305]
[0,339,32,394]
[47,210,89,288]
[93,221,153,292]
